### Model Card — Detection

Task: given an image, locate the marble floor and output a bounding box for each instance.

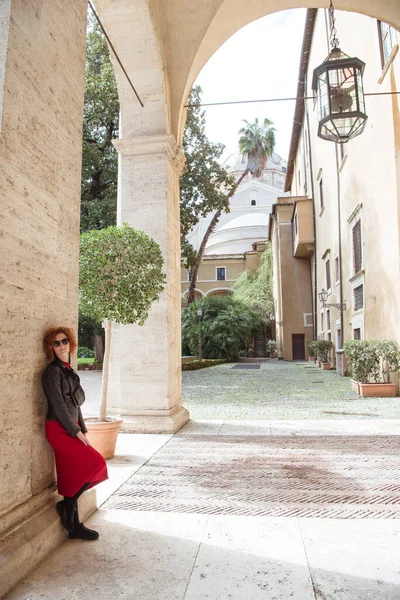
[5,420,400,600]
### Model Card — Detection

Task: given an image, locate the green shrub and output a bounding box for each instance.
[182,296,263,361]
[77,346,95,358]
[182,358,229,371]
[344,339,400,383]
[266,339,276,355]
[307,340,319,357]
[314,340,333,363]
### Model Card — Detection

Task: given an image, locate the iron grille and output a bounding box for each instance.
[325,259,331,289]
[354,284,364,310]
[353,220,362,274]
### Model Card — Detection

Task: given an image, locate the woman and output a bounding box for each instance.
[42,326,108,541]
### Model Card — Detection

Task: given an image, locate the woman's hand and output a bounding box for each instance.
[76,431,92,446]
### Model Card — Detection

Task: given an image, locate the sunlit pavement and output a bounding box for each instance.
[6,416,400,600]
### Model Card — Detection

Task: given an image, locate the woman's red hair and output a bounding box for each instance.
[43,326,78,361]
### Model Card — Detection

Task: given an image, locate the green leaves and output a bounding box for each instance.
[182,297,261,361]
[180,86,235,267]
[79,224,166,325]
[238,117,276,178]
[343,340,400,383]
[81,14,119,232]
[232,245,274,322]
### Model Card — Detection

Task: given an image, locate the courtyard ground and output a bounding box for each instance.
[5,361,400,599]
[81,359,400,421]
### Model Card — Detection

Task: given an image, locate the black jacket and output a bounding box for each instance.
[42,359,87,437]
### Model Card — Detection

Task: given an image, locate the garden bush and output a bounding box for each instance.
[182,358,229,371]
[343,339,400,383]
[314,340,333,362]
[77,346,95,358]
[182,296,263,361]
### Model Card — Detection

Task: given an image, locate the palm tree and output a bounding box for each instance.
[187,117,276,304]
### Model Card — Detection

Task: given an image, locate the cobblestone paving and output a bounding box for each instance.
[182,361,400,420]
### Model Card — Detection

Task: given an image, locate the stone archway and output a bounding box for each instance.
[1,2,399,593]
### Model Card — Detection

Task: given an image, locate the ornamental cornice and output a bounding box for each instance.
[113,134,185,175]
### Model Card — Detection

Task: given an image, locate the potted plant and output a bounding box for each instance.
[266,339,277,358]
[315,340,333,369]
[79,223,166,458]
[343,340,400,397]
[307,340,318,362]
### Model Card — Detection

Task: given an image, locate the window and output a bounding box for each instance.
[294,213,298,235]
[378,21,397,66]
[327,310,331,330]
[335,257,339,282]
[216,267,226,281]
[188,270,192,282]
[354,284,364,311]
[353,328,361,340]
[327,332,332,342]
[325,259,331,290]
[352,220,362,274]
[319,179,324,210]
[298,169,301,189]
[321,312,324,332]
[282,166,287,173]
[251,199,256,206]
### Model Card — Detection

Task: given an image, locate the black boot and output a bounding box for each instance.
[56,500,75,533]
[68,503,99,541]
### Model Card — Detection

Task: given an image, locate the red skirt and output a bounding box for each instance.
[46,420,108,497]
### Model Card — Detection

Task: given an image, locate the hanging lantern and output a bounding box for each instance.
[311,2,367,143]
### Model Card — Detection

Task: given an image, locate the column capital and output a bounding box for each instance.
[113,133,185,176]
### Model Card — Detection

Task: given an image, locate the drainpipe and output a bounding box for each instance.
[304,74,318,341]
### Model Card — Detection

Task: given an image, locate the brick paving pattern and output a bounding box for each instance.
[103,433,400,518]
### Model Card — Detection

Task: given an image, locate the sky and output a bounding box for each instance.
[194,9,307,164]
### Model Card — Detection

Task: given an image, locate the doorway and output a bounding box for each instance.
[292,334,305,360]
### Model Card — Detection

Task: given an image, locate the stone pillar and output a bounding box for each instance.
[0,1,88,595]
[108,134,189,433]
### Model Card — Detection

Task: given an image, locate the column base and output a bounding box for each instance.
[115,406,190,434]
[0,489,98,597]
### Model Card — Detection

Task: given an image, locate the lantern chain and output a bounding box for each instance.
[329,0,340,49]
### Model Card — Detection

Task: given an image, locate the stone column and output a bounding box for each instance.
[107,133,189,433]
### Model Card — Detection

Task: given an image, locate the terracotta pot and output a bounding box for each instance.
[358,382,397,398]
[321,362,331,370]
[308,356,316,362]
[85,417,123,459]
[351,379,360,394]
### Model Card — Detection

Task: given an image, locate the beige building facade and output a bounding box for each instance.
[181,242,266,304]
[271,8,400,364]
[1,0,400,594]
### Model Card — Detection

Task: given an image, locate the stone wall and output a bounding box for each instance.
[0,0,87,594]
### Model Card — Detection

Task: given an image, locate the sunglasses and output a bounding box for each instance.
[53,338,69,347]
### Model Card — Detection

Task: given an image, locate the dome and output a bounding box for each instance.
[224,151,287,173]
[217,212,269,231]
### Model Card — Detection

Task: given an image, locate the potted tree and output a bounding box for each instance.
[79,223,166,458]
[307,340,318,362]
[343,340,400,397]
[316,340,333,369]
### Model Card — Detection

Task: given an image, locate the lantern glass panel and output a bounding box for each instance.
[317,72,329,120]
[357,70,365,112]
[328,66,356,114]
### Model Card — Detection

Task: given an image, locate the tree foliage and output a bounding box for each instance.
[79,224,166,325]
[238,118,276,177]
[182,297,263,361]
[232,245,274,322]
[180,86,235,267]
[81,14,119,232]
[187,117,276,304]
